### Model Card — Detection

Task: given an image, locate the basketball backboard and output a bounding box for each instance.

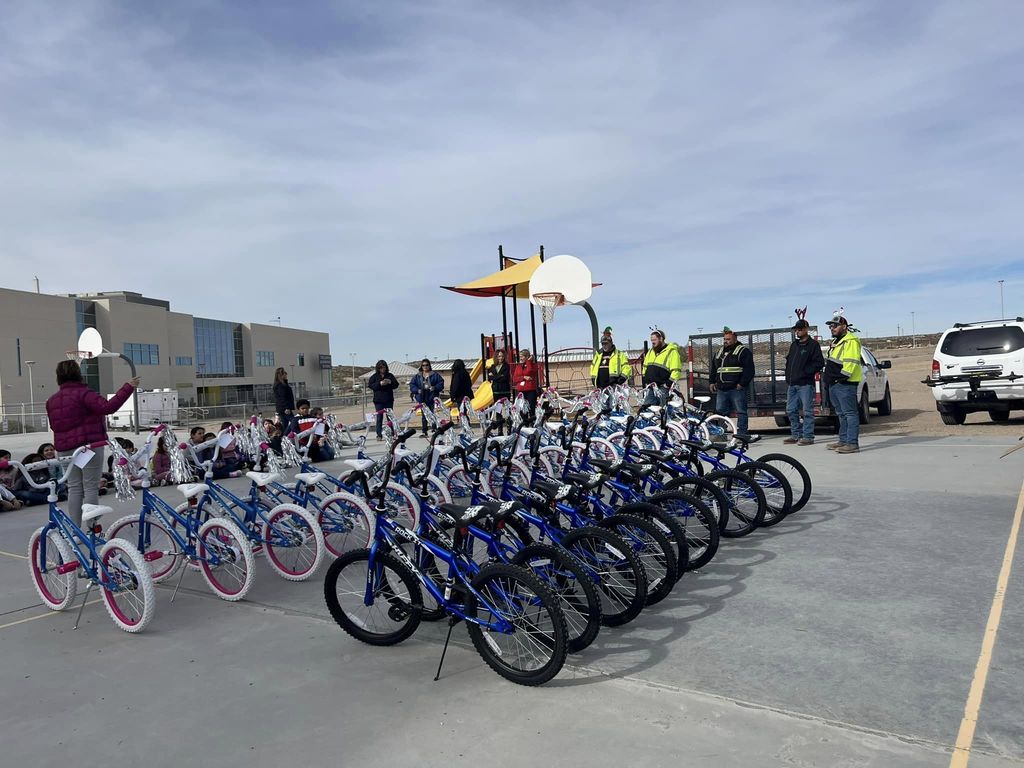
[528,254,593,306]
[78,328,105,358]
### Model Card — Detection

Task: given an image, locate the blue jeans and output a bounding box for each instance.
[715,388,749,434]
[829,383,859,446]
[786,384,816,440]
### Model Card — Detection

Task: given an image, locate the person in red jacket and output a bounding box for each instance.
[45,359,138,526]
[512,349,541,423]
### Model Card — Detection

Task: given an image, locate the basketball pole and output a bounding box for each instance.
[498,245,509,355]
[539,245,550,385]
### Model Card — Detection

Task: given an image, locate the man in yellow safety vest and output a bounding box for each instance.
[591,329,632,388]
[641,329,682,406]
[822,314,863,453]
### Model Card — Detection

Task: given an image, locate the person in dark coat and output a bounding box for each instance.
[784,319,825,445]
[488,349,512,435]
[45,359,137,526]
[272,367,295,427]
[410,359,445,437]
[449,359,474,411]
[368,360,400,440]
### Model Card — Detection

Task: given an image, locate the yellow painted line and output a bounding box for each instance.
[0,600,103,631]
[0,550,27,560]
[949,476,1024,768]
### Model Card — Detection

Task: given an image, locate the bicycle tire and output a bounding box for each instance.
[704,469,766,537]
[323,548,423,646]
[465,563,568,685]
[561,525,647,626]
[599,514,677,606]
[615,501,689,578]
[662,476,730,531]
[645,490,720,570]
[262,503,325,581]
[317,492,374,556]
[757,452,812,512]
[197,517,254,601]
[736,461,793,526]
[99,538,156,633]
[28,527,77,610]
[512,543,602,653]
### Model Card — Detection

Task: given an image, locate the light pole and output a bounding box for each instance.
[911,311,916,348]
[999,280,1005,319]
[350,353,356,391]
[25,360,35,427]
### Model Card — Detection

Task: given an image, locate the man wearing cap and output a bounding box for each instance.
[709,326,755,435]
[591,329,631,389]
[823,315,863,453]
[783,320,825,445]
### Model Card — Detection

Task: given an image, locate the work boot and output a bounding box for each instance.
[783,437,799,444]
[797,438,814,446]
[827,441,843,450]
[836,443,860,454]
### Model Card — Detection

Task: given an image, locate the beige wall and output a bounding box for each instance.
[0,287,79,408]
[245,323,332,397]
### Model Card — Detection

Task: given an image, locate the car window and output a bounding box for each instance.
[940,327,1024,356]
[862,349,878,367]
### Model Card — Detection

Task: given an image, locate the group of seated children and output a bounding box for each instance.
[0,443,71,511]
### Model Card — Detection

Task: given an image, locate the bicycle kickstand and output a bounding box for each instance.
[73,581,94,630]
[170,558,190,603]
[433,617,457,682]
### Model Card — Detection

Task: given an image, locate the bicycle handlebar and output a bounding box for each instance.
[0,442,108,492]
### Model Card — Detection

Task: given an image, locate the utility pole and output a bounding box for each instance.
[350,353,356,390]
[999,279,1005,319]
[911,311,916,348]
[26,360,35,427]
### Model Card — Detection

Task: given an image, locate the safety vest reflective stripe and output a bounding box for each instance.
[828,334,863,382]
[591,351,631,379]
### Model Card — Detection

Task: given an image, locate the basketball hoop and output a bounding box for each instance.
[533,292,565,324]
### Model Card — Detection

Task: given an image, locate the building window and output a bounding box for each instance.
[123,342,160,366]
[296,353,305,367]
[256,351,275,367]
[193,317,245,378]
[73,300,100,391]
[175,356,193,366]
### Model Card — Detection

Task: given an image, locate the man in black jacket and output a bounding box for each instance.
[783,320,825,445]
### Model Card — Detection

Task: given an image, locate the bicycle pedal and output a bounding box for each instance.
[56,561,81,575]
[143,551,164,562]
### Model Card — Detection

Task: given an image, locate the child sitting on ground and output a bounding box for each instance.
[13,453,51,506]
[0,450,25,511]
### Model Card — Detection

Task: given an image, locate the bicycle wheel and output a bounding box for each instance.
[483,459,531,497]
[700,414,737,443]
[512,543,601,653]
[441,464,474,501]
[616,501,689,576]
[262,503,325,581]
[737,461,792,526]
[757,453,812,513]
[538,446,568,478]
[27,527,77,610]
[599,514,677,606]
[384,482,418,529]
[197,517,254,601]
[704,469,766,537]
[423,475,452,506]
[317,492,374,556]
[323,548,423,646]
[561,526,647,627]
[99,538,156,633]
[646,490,720,570]
[465,563,568,685]
[662,476,730,531]
[107,514,183,583]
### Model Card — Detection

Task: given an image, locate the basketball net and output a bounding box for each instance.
[66,350,95,362]
[533,292,565,325]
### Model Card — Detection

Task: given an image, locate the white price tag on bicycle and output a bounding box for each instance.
[217,433,234,449]
[314,423,326,436]
[73,449,95,468]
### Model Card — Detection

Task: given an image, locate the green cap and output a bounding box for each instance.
[723,326,732,333]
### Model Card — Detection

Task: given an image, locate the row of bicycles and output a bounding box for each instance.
[10,383,810,687]
[319,384,812,685]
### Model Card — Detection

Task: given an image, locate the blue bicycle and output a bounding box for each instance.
[11,444,157,633]
[323,427,570,686]
[106,427,255,601]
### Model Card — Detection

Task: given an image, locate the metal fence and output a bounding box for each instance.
[0,394,365,436]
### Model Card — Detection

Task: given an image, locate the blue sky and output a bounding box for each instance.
[2,0,1022,363]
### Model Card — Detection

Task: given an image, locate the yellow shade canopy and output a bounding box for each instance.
[441,254,542,299]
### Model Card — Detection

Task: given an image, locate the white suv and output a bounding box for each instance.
[928,318,1024,424]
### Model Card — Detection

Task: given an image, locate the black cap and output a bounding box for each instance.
[792,319,810,330]
[826,315,849,327]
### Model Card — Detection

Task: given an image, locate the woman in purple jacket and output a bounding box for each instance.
[45,360,138,526]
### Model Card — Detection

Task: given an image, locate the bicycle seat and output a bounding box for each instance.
[733,433,760,446]
[177,483,209,500]
[533,479,578,502]
[437,503,491,529]
[589,458,622,474]
[81,504,113,524]
[484,500,525,523]
[294,471,326,486]
[635,449,667,462]
[694,395,711,404]
[344,458,376,473]
[246,471,282,486]
[618,461,657,480]
[563,472,604,492]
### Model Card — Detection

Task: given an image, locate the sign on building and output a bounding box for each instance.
[319,354,333,370]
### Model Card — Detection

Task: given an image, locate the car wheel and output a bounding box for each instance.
[876,384,892,416]
[939,408,967,425]
[989,409,1010,423]
[774,415,789,428]
[858,388,870,424]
